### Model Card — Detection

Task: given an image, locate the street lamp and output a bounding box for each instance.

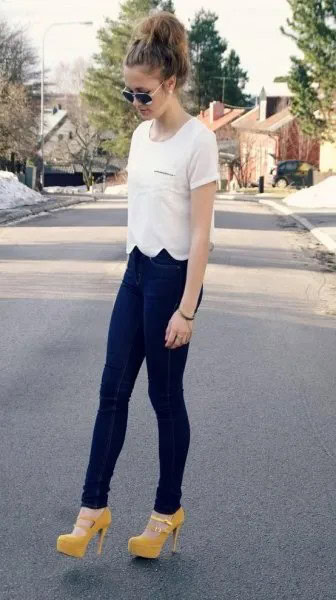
[40,21,93,189]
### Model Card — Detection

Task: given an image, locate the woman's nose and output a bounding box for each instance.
[133,97,142,109]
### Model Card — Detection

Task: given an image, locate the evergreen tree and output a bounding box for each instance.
[281,0,336,140]
[153,0,175,12]
[188,10,249,111]
[223,50,250,107]
[83,0,158,158]
[188,10,227,112]
[274,76,289,83]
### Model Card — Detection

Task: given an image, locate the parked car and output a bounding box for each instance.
[271,160,315,188]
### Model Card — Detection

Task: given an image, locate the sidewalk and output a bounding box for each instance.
[258,196,336,253]
[0,193,97,226]
[216,191,336,254]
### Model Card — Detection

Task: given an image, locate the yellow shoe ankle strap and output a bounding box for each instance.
[74,514,102,527]
[150,515,173,526]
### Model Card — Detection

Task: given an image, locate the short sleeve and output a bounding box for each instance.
[125,131,135,173]
[187,129,220,190]
[125,122,142,174]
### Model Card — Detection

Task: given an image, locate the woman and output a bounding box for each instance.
[57,10,219,560]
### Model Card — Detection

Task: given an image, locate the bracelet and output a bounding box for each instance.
[178,307,195,321]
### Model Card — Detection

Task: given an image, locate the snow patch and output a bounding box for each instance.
[284,176,336,208]
[0,170,46,209]
[44,185,89,194]
[104,183,128,196]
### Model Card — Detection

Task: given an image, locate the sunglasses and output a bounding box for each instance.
[121,81,164,105]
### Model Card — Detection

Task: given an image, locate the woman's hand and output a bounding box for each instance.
[165,310,193,349]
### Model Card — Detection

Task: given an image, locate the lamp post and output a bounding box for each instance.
[40,21,93,189]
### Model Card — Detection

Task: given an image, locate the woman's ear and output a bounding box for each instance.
[166,76,176,94]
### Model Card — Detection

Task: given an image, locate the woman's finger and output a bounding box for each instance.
[171,333,188,349]
[165,321,171,341]
[166,328,178,348]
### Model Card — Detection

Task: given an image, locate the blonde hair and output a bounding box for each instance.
[124,11,190,89]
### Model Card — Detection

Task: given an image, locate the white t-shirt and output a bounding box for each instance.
[126,116,220,260]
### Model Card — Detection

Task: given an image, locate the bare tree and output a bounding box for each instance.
[278,120,319,165]
[46,59,114,189]
[0,77,38,162]
[0,18,40,169]
[53,57,91,99]
[231,131,256,188]
[0,19,39,90]
[45,96,111,190]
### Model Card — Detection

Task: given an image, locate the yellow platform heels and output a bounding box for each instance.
[128,507,185,559]
[56,507,112,558]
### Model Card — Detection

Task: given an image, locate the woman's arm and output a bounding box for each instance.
[179,180,217,316]
[165,180,217,349]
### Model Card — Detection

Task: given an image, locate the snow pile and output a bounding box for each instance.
[104,183,128,196]
[284,176,336,208]
[44,185,88,195]
[44,183,128,196]
[0,171,45,209]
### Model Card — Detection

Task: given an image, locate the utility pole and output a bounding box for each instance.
[211,76,226,103]
[40,21,93,189]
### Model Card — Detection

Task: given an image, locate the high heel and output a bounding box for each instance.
[172,523,182,553]
[128,507,185,559]
[57,507,112,558]
[97,524,108,554]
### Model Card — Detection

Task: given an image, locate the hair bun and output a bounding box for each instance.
[125,11,190,90]
[134,11,186,50]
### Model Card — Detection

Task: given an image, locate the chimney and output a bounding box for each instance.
[259,87,267,121]
[209,101,225,124]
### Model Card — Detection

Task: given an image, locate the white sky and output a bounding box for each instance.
[0,0,297,95]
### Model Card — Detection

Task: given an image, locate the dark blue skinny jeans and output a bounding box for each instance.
[81,245,203,514]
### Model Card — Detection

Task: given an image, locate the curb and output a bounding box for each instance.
[0,194,97,226]
[216,192,259,201]
[258,198,336,254]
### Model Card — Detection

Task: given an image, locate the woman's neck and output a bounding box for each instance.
[150,99,192,141]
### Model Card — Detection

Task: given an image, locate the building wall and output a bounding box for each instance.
[214,123,242,186]
[320,137,336,172]
[239,131,277,184]
[44,117,74,160]
[278,121,320,166]
[215,125,236,142]
[234,120,320,187]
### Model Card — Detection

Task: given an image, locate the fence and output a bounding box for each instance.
[0,158,37,190]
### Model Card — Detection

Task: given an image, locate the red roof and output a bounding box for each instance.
[197,106,246,132]
[232,106,294,132]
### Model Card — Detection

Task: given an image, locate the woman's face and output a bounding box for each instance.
[123,65,174,119]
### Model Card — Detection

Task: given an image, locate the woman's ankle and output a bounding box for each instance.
[79,506,106,514]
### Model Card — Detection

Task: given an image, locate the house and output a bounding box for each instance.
[320,136,336,173]
[231,84,320,186]
[39,102,126,187]
[197,101,247,185]
[319,97,336,173]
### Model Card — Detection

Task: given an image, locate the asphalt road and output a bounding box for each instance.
[1,197,336,600]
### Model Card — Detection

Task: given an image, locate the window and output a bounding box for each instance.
[69,131,73,140]
[285,161,298,172]
[58,133,63,141]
